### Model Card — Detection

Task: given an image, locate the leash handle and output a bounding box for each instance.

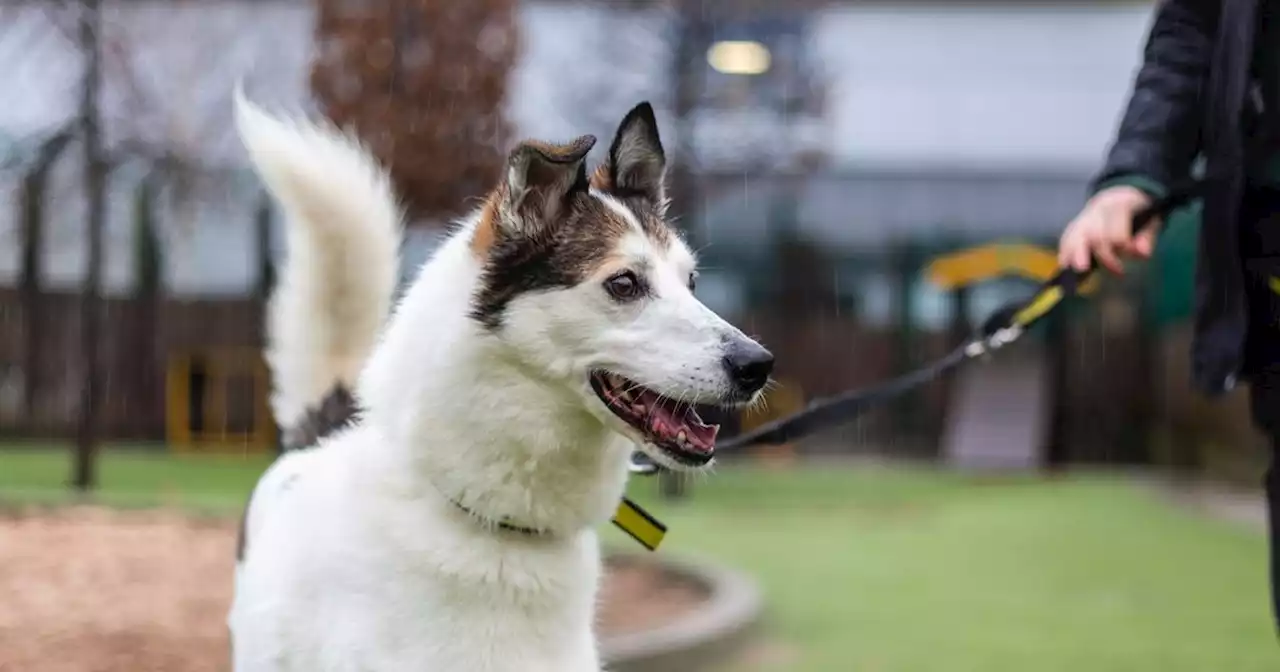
[987,178,1205,337]
[1046,179,1203,302]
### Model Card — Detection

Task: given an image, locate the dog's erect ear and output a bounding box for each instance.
[499,135,596,236]
[599,102,667,211]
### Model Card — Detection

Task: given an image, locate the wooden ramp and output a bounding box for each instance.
[942,345,1050,472]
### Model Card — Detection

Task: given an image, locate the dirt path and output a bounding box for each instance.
[0,508,236,672]
[0,506,703,672]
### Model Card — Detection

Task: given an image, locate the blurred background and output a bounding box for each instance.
[0,0,1276,670]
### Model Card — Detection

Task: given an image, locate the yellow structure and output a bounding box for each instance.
[166,347,276,454]
[924,243,1100,294]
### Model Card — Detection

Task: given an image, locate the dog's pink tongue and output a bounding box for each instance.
[688,422,719,449]
[643,392,718,453]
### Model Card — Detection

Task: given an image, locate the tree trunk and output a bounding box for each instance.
[73,0,105,491]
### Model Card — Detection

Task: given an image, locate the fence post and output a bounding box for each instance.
[891,242,921,443]
[131,174,165,438]
[658,469,687,500]
[1043,291,1068,469]
[19,170,46,427]
[1133,264,1157,465]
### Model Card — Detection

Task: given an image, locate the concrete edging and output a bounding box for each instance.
[601,551,764,672]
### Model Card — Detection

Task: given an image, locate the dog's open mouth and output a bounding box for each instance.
[589,371,718,466]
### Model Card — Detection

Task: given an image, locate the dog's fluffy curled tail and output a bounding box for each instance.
[233,89,402,449]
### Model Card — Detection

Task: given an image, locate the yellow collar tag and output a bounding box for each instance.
[611,497,667,551]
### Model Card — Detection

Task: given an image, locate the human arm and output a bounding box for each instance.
[1060,0,1219,273]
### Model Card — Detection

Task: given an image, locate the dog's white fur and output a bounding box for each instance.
[228,93,765,671]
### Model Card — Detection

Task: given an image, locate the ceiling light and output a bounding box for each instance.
[707,40,771,76]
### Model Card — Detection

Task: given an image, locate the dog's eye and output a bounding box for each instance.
[687,272,698,292]
[605,271,642,301]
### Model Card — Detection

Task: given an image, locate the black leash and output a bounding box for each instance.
[676,178,1205,457]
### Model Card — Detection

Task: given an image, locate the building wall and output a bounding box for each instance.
[811,3,1155,172]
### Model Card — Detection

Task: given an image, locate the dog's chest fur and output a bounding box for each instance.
[230,432,609,671]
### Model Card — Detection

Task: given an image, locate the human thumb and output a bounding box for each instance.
[1131,220,1161,258]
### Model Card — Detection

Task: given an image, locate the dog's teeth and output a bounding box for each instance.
[676,430,687,443]
[632,403,646,415]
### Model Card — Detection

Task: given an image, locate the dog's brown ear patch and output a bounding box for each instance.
[473,136,595,258]
[589,163,613,192]
[470,193,501,257]
[501,135,595,232]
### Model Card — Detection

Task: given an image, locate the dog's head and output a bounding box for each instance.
[469,102,773,471]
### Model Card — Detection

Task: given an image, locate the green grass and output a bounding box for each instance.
[2,447,1276,671]
[0,444,270,512]
[622,466,1278,672]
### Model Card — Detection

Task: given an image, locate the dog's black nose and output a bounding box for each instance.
[723,340,774,394]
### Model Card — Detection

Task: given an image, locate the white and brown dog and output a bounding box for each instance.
[227,90,773,671]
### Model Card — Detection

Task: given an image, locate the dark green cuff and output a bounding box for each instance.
[1261,153,1280,185]
[1093,174,1168,200]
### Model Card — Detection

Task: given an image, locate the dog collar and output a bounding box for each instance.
[449,497,668,551]
[450,499,546,537]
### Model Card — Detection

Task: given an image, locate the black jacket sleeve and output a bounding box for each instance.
[1090,0,1220,195]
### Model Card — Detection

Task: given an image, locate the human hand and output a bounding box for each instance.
[1058,185,1160,275]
